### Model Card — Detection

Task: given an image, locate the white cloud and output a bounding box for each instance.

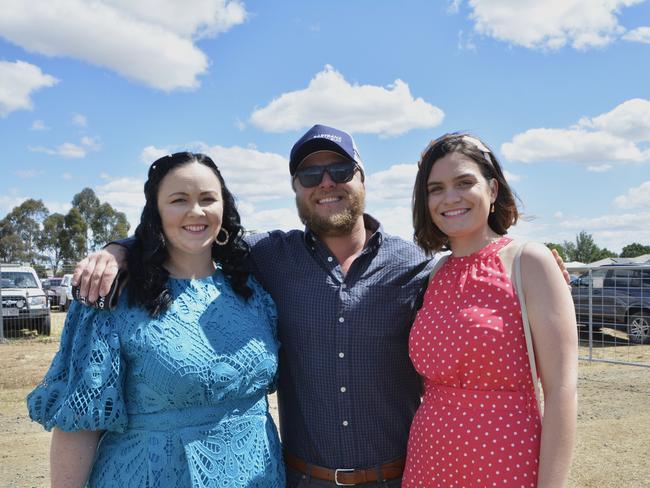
[447,0,463,14]
[622,25,650,43]
[139,143,293,203]
[96,176,146,229]
[30,119,49,130]
[239,205,302,233]
[503,170,522,182]
[614,181,650,209]
[62,172,72,180]
[458,30,477,51]
[139,145,171,165]
[0,190,30,215]
[80,136,101,150]
[504,212,650,255]
[367,205,413,241]
[194,143,294,201]
[578,98,650,142]
[72,113,87,127]
[366,163,418,205]
[463,0,644,50]
[14,169,44,178]
[250,65,444,136]
[28,136,101,159]
[43,200,72,215]
[29,142,86,158]
[0,60,58,117]
[501,98,650,166]
[558,211,650,232]
[0,0,247,91]
[586,164,613,172]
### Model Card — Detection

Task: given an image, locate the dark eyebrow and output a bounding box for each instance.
[427,173,477,187]
[167,190,219,198]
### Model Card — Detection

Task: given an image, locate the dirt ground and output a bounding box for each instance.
[1,314,649,487]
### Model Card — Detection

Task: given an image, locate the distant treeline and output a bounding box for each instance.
[0,188,129,275]
[546,231,650,264]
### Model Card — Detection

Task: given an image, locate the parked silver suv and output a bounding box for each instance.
[1,264,51,335]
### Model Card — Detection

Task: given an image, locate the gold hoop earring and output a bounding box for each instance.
[215,228,230,246]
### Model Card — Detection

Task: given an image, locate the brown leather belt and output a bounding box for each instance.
[285,452,405,486]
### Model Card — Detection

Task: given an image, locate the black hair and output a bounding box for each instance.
[127,151,252,316]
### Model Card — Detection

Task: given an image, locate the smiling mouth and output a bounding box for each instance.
[441,208,470,217]
[183,225,208,233]
[317,196,343,205]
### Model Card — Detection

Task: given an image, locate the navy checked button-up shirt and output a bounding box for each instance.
[247,214,433,469]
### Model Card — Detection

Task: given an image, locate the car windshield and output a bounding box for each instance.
[0,272,39,289]
[48,279,63,286]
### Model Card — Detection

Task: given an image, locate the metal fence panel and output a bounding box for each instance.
[569,264,650,368]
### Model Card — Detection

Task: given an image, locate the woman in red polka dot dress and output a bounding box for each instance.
[403,133,578,487]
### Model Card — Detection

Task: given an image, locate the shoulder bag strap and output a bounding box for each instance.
[428,254,450,282]
[512,241,543,415]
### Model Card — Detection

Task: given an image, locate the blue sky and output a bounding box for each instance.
[1,0,649,253]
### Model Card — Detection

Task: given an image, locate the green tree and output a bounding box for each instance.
[563,231,619,263]
[71,188,129,251]
[72,188,101,224]
[38,213,67,274]
[0,228,24,263]
[0,199,49,263]
[545,242,567,261]
[593,248,618,261]
[90,203,130,249]
[620,243,650,258]
[61,208,87,263]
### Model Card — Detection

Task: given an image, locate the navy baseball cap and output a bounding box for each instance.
[289,124,364,175]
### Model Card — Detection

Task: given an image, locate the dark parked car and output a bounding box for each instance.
[571,264,650,344]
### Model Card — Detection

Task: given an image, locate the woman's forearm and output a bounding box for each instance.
[536,387,578,487]
[50,428,102,488]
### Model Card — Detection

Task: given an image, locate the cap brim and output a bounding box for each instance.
[290,139,353,174]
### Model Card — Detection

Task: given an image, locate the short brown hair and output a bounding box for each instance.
[412,133,519,254]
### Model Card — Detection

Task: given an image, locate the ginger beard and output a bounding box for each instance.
[295,185,365,237]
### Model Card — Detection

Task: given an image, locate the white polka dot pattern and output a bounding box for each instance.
[403,237,541,487]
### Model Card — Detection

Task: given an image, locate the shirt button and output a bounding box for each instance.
[338,317,344,323]
[342,420,349,427]
[327,256,333,262]
[341,283,346,289]
[340,386,347,393]
[339,352,345,358]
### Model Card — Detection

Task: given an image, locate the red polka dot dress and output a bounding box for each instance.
[403,237,541,488]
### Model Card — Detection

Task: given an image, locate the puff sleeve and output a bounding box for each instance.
[26,301,127,433]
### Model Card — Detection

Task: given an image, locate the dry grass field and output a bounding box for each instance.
[1,314,649,487]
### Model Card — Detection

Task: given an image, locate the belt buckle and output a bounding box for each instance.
[334,468,355,486]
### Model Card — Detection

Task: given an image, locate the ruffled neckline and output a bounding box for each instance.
[168,269,221,286]
[448,236,512,265]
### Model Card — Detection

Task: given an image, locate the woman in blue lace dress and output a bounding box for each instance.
[27,152,285,488]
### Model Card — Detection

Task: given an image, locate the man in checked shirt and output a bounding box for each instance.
[73,125,567,486]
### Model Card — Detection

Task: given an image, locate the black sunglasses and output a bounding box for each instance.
[294,161,359,188]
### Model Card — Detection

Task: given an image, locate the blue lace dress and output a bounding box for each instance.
[27,270,285,488]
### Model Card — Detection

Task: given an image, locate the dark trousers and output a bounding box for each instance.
[285,466,402,488]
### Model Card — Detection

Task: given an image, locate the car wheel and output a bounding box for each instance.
[38,316,51,336]
[628,312,650,344]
